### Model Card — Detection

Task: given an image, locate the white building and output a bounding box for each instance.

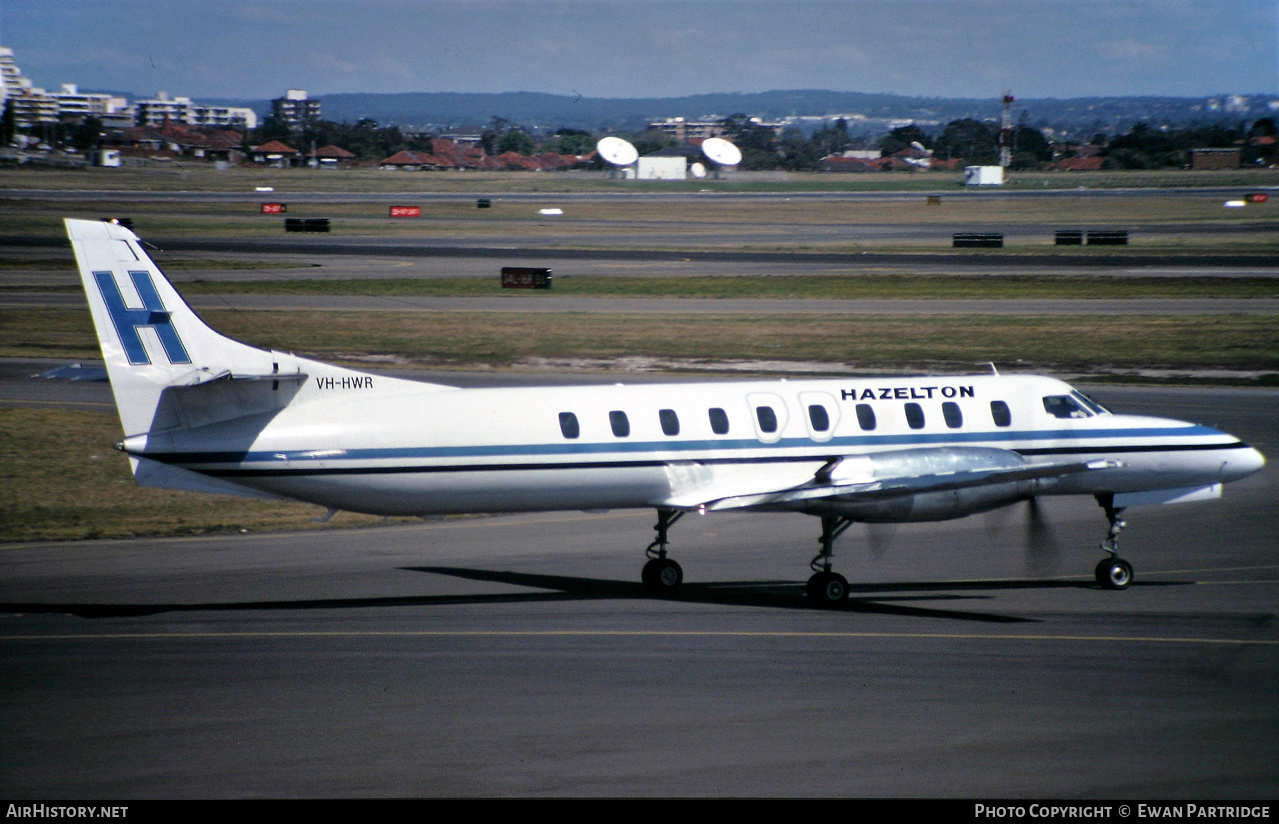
[134,91,255,130]
[272,89,321,130]
[637,156,686,180]
[0,47,58,128]
[53,84,129,121]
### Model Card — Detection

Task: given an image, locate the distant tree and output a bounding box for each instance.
[70,116,103,154]
[776,127,818,171]
[1012,124,1052,162]
[1,100,16,147]
[933,118,998,164]
[496,129,535,155]
[551,128,594,155]
[1248,117,1277,137]
[878,124,931,156]
[718,113,778,170]
[809,118,853,158]
[629,128,676,157]
[254,113,292,143]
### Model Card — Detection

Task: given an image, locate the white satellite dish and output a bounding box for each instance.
[596,136,638,166]
[690,162,707,179]
[701,137,742,167]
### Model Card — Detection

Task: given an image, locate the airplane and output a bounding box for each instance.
[64,217,1266,605]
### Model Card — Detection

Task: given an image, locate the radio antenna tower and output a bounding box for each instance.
[999,92,1015,170]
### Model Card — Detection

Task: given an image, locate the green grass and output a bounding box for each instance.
[0,406,419,542]
[6,307,1276,374]
[4,165,1278,194]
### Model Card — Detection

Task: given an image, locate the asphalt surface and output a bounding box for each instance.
[0,377,1275,798]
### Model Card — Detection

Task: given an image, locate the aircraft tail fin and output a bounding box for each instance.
[65,217,297,436]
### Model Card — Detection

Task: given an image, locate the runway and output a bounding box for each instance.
[1,383,1275,798]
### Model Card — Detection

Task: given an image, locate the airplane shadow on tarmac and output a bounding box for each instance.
[0,568,1185,623]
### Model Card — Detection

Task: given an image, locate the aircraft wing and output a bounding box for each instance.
[661,446,1121,512]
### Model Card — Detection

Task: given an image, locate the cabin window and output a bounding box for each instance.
[942,401,963,429]
[904,402,925,430]
[1043,395,1090,419]
[756,406,778,433]
[708,407,730,435]
[609,410,630,437]
[659,409,680,436]
[855,403,876,431]
[558,412,580,439]
[990,401,1012,427]
[808,404,830,432]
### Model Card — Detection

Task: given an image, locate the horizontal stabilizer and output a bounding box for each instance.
[130,456,288,501]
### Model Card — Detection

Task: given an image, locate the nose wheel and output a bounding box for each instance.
[1095,557,1133,590]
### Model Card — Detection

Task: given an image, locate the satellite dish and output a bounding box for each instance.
[690,162,707,179]
[596,136,638,166]
[701,137,742,167]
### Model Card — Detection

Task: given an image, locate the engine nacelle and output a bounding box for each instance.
[808,481,1035,522]
[803,446,1037,522]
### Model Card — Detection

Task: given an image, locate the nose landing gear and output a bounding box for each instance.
[1095,494,1132,590]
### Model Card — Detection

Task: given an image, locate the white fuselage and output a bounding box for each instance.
[123,369,1264,520]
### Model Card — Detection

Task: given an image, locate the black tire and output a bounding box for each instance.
[1095,558,1133,590]
[642,558,683,591]
[806,571,849,606]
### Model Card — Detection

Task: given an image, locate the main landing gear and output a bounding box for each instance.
[1094,494,1133,590]
[637,508,855,607]
[806,515,853,607]
[641,508,684,592]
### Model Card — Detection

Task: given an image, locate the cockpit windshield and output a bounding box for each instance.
[1043,389,1113,419]
[1043,395,1090,419]
[1070,390,1111,415]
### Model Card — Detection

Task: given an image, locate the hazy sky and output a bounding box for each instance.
[3,0,1276,101]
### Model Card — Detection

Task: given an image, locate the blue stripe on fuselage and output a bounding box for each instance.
[139,423,1230,468]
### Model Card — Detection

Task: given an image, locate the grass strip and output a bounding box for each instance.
[5,308,1276,373]
[0,407,412,542]
[4,167,1278,194]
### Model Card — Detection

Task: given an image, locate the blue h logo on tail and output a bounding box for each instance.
[94,270,192,365]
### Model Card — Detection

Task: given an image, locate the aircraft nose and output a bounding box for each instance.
[1223,445,1266,482]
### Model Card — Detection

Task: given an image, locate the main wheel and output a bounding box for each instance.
[1095,558,1133,590]
[806,571,849,607]
[642,558,683,591]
